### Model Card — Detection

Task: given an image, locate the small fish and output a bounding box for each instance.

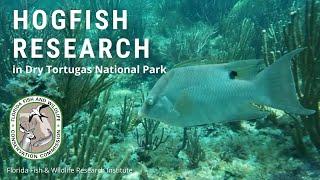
[139,48,315,127]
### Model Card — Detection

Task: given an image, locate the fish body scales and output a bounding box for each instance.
[169,66,257,125]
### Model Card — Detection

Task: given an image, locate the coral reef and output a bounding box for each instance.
[135,118,169,165]
[185,129,206,169]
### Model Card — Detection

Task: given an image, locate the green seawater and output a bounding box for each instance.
[0,0,319,179]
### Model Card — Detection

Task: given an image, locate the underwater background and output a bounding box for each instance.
[0,0,320,179]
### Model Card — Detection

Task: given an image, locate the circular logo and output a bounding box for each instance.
[10,96,62,160]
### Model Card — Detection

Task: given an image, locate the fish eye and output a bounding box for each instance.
[146,97,154,106]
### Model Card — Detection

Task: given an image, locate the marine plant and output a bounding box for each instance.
[222,0,293,27]
[262,0,320,154]
[185,128,205,169]
[180,0,238,25]
[168,22,217,64]
[135,116,169,164]
[66,92,112,179]
[135,118,168,152]
[5,73,63,99]
[56,72,115,126]
[216,18,256,61]
[115,95,135,137]
[175,128,189,157]
[174,128,206,169]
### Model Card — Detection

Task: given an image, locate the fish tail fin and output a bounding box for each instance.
[255,48,315,115]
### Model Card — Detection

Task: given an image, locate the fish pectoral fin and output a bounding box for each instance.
[160,96,181,118]
[223,59,265,80]
[174,90,194,116]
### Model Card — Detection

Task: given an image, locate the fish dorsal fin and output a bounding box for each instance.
[223,59,265,80]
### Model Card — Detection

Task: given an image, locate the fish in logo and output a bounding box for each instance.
[10,96,62,159]
[139,48,315,127]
